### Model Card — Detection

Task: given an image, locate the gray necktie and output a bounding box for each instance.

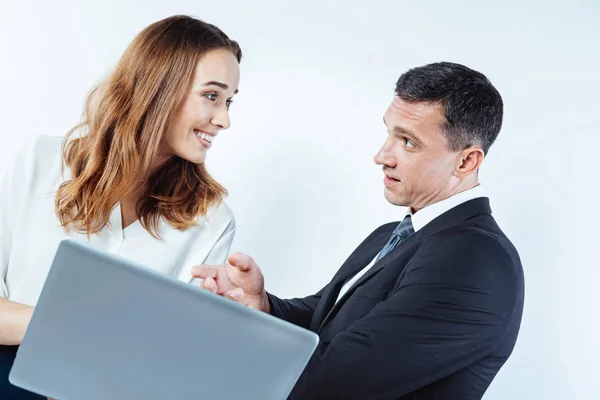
[375,215,415,262]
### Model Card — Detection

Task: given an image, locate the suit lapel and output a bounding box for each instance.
[317,235,413,332]
[338,243,399,298]
[310,229,393,332]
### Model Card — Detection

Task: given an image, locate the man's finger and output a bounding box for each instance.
[199,279,207,290]
[191,264,219,279]
[203,277,218,293]
[227,253,254,272]
[224,288,244,301]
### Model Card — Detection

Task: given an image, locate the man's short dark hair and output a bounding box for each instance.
[395,62,503,154]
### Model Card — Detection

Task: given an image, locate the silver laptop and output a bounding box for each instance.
[9,238,319,400]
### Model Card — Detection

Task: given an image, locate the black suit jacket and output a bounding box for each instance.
[268,198,524,400]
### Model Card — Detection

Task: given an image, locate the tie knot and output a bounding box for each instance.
[374,215,415,262]
[392,215,414,240]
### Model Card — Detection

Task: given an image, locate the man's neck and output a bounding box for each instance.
[411,179,480,214]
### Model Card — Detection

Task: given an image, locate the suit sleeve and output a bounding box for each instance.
[267,287,326,330]
[286,233,523,400]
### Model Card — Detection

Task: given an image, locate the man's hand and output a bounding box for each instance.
[192,253,271,313]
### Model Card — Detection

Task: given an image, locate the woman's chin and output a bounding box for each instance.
[179,151,207,164]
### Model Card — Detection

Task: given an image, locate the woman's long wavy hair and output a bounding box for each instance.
[55,15,242,239]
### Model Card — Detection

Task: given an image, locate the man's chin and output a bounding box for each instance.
[383,190,408,207]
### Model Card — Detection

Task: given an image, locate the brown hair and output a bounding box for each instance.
[55,15,242,238]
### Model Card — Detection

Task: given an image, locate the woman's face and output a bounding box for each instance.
[164,48,240,164]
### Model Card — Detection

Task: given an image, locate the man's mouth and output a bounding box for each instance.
[384,170,400,181]
[384,171,401,186]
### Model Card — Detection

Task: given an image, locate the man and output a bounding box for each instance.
[192,62,524,399]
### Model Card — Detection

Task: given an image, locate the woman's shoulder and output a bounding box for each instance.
[17,135,66,183]
[162,199,235,252]
[0,135,66,222]
[31,134,64,156]
[202,199,235,232]
[3,134,63,180]
[13,134,64,170]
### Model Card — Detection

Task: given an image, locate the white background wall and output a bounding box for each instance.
[0,0,598,398]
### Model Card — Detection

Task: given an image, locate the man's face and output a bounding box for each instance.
[374,97,464,211]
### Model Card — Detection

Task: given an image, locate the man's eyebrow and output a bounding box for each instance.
[383,116,424,145]
[201,81,239,94]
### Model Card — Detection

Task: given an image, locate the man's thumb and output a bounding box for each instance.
[227,252,254,272]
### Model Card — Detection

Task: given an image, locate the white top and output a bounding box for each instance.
[0,135,236,306]
[335,185,485,304]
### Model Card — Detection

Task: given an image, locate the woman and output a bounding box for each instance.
[0,14,242,398]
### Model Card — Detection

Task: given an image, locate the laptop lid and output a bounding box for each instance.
[9,238,319,400]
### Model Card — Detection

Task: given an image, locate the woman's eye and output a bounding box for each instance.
[205,93,217,101]
[225,99,233,109]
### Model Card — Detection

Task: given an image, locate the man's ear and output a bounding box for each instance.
[455,146,484,178]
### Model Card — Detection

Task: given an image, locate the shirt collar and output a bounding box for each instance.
[402,184,486,232]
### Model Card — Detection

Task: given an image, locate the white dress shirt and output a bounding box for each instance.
[0,135,235,306]
[335,185,485,303]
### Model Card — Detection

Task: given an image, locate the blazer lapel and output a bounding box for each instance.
[338,244,399,298]
[310,229,393,332]
[317,235,412,332]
